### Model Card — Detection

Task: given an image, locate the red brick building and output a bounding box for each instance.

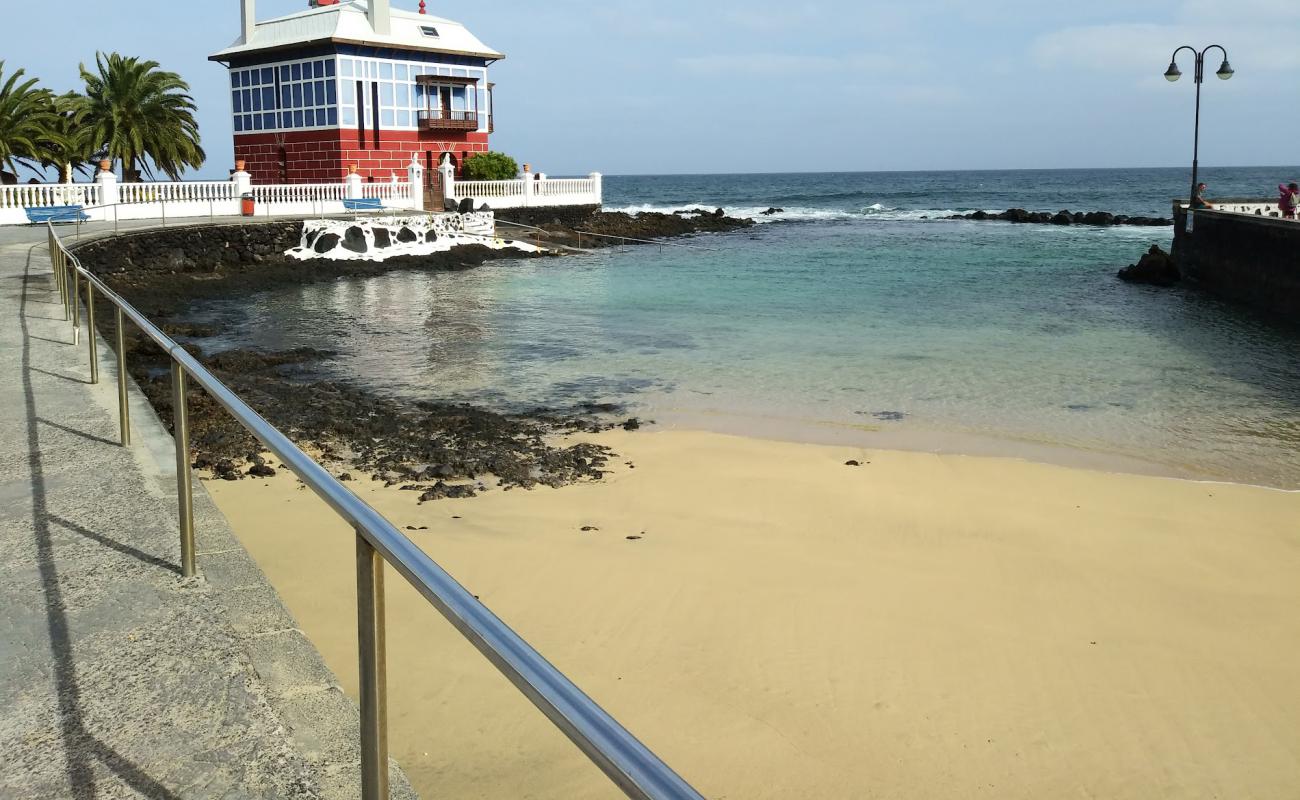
[210,0,500,204]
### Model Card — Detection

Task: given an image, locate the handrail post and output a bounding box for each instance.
[356,530,389,800]
[71,268,80,345]
[171,359,196,577]
[116,307,131,446]
[86,282,99,384]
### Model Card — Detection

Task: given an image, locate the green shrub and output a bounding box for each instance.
[462,151,518,181]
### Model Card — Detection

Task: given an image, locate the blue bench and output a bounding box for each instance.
[25,205,91,224]
[343,198,384,212]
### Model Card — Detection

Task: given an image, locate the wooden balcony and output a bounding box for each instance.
[417,109,479,131]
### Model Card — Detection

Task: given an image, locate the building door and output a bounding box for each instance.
[424,150,443,210]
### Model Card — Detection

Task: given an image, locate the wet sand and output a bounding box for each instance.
[206,428,1300,799]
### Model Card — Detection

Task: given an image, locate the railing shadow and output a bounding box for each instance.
[39,417,120,448]
[20,253,184,800]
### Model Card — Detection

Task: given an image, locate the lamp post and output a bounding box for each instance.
[1164,45,1233,209]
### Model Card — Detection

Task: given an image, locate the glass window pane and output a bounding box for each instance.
[233,115,243,132]
[280,64,291,81]
[315,80,325,102]
[396,84,409,106]
[251,89,262,111]
[243,114,253,129]
[294,110,304,127]
[379,61,393,79]
[281,86,291,107]
[263,87,276,108]
[304,109,316,127]
[380,84,394,106]
[291,62,302,81]
[261,67,273,84]
[313,60,324,78]
[230,72,239,88]
[342,81,355,103]
[395,64,409,81]
[282,111,293,128]
[292,84,303,107]
[341,107,356,126]
[327,108,338,126]
[325,59,336,77]
[396,110,410,127]
[326,82,337,104]
[303,82,314,105]
[263,112,275,129]
[339,58,353,77]
[253,114,263,130]
[381,109,394,127]
[232,91,242,113]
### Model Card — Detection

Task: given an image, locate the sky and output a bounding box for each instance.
[5,0,1298,177]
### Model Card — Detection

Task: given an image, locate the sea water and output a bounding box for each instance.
[188,168,1300,487]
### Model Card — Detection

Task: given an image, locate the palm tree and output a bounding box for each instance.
[0,61,58,181]
[71,52,205,181]
[36,93,96,182]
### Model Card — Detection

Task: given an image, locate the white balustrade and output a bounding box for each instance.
[0,182,100,209]
[445,174,601,210]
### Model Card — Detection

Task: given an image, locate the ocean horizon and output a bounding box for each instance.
[187,166,1300,488]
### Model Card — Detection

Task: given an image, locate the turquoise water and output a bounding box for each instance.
[190,168,1300,487]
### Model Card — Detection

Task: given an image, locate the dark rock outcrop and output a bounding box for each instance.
[948,208,1172,227]
[1118,245,1180,286]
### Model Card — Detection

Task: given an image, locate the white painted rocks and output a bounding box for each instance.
[287,212,540,262]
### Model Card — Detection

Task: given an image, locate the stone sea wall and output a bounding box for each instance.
[290,213,540,261]
[1171,207,1300,317]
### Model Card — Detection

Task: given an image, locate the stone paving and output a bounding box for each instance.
[0,222,416,799]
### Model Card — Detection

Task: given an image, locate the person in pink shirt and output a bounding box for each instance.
[1279,183,1299,219]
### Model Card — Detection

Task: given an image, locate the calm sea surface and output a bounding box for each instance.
[189,168,1300,487]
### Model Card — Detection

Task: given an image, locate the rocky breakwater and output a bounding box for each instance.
[948,209,1173,227]
[509,208,754,249]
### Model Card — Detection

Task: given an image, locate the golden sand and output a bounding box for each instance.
[206,429,1300,799]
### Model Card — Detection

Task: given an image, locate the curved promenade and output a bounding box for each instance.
[0,221,417,799]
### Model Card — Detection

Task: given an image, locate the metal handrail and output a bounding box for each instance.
[42,221,706,800]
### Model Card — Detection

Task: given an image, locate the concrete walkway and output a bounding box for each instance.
[0,223,416,798]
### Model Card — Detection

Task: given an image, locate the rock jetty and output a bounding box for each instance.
[947,209,1172,227]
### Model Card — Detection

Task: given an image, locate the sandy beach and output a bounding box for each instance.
[206,428,1300,799]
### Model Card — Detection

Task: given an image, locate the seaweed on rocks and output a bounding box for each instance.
[128,342,618,491]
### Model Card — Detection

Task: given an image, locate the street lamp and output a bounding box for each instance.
[1164,45,1233,210]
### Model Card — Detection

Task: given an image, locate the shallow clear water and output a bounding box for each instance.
[188,168,1300,487]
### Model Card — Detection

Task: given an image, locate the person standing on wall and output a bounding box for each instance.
[1278,182,1299,220]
